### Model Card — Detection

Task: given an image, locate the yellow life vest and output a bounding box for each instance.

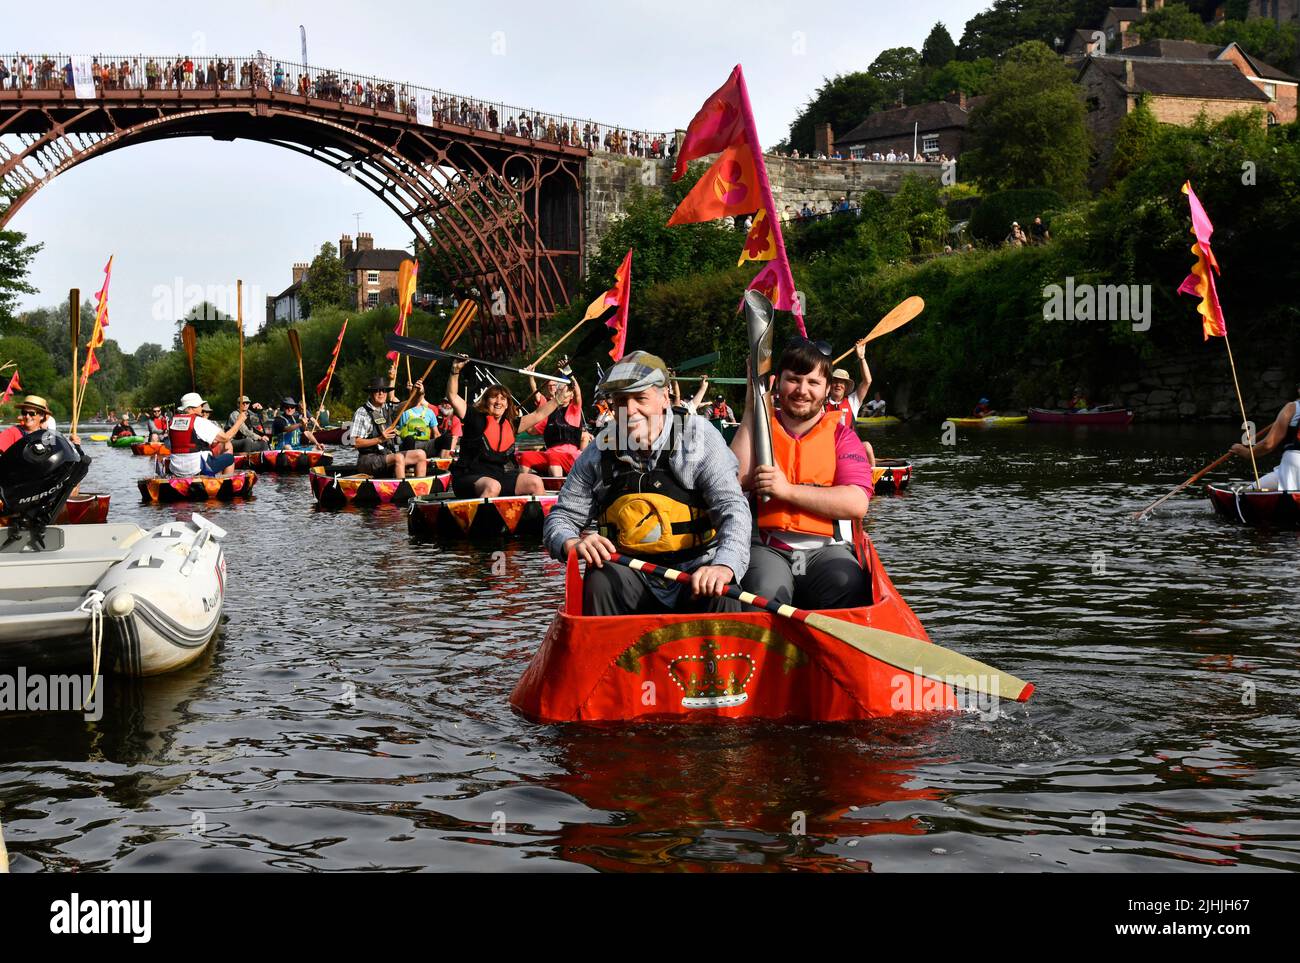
[596,442,716,561]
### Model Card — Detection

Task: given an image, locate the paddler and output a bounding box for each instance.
[395,381,441,457]
[167,392,244,478]
[0,396,81,453]
[351,377,429,479]
[227,396,268,453]
[144,405,168,442]
[826,338,872,427]
[542,350,750,615]
[110,414,135,440]
[973,397,995,417]
[446,359,549,497]
[1231,385,1300,490]
[731,338,874,609]
[433,397,461,455]
[517,368,588,478]
[272,397,323,451]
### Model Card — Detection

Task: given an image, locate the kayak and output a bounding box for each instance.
[243,449,335,473]
[131,442,170,456]
[946,415,1027,427]
[1207,483,1300,527]
[138,471,258,503]
[308,464,449,508]
[856,416,900,427]
[510,537,959,723]
[872,459,912,493]
[88,433,110,442]
[108,435,145,448]
[1028,407,1134,426]
[408,492,557,540]
[0,492,110,525]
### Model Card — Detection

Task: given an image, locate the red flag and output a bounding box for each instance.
[673,66,746,182]
[583,249,632,361]
[316,318,349,396]
[1,370,21,404]
[1176,181,1227,340]
[386,259,419,362]
[669,65,805,334]
[81,255,113,388]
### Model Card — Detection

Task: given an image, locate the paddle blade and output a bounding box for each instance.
[803,610,1034,703]
[182,323,197,389]
[676,350,721,373]
[865,296,924,343]
[287,328,302,361]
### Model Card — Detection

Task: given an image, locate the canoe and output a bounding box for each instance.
[0,492,110,525]
[88,433,110,442]
[1207,483,1300,527]
[946,415,1027,427]
[408,492,557,540]
[108,435,145,448]
[131,442,170,456]
[1028,407,1134,426]
[510,537,958,723]
[314,425,346,445]
[856,415,900,427]
[138,471,258,503]
[243,448,335,473]
[308,464,450,508]
[0,516,226,676]
[872,459,912,493]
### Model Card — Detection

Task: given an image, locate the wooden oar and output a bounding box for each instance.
[69,289,81,432]
[607,553,1033,702]
[287,329,309,423]
[832,296,925,364]
[385,333,570,382]
[1132,452,1232,521]
[531,313,588,368]
[236,279,244,400]
[182,322,197,390]
[392,301,478,421]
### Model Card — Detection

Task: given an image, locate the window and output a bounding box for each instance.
[1268,112,1279,126]
[922,134,939,154]
[1264,83,1277,101]
[366,270,380,284]
[850,146,865,159]
[366,292,379,307]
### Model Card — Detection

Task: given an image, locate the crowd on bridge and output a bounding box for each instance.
[772,147,956,165]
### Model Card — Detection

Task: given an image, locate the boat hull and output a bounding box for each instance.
[0,492,110,525]
[510,540,957,723]
[309,465,449,507]
[138,471,258,503]
[131,442,170,456]
[244,448,335,473]
[1028,407,1134,426]
[408,493,557,540]
[107,436,144,448]
[946,416,1027,427]
[314,426,345,445]
[856,416,900,427]
[1207,483,1300,527]
[872,459,912,493]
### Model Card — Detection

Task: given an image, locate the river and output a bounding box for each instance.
[2,421,1297,872]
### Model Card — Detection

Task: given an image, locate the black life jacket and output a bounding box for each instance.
[543,404,583,449]
[358,402,397,452]
[454,411,516,472]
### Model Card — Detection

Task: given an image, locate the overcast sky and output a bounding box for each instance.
[7,0,990,350]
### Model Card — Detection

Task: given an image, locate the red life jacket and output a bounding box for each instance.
[168,414,200,454]
[152,416,167,433]
[825,397,854,427]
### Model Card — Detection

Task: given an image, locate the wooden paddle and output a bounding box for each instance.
[832,296,925,364]
[607,553,1033,702]
[1132,452,1233,521]
[287,328,309,425]
[182,322,197,390]
[393,301,478,422]
[69,289,81,432]
[531,313,588,368]
[236,279,244,401]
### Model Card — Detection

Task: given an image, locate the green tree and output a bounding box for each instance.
[299,242,351,318]
[1212,16,1299,72]
[922,22,957,68]
[868,46,923,98]
[0,230,44,329]
[961,42,1090,200]
[1132,2,1210,44]
[1108,96,1161,182]
[172,301,234,347]
[921,57,997,102]
[0,334,56,398]
[785,72,885,154]
[957,0,1078,61]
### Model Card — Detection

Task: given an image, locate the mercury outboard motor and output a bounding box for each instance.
[0,431,91,550]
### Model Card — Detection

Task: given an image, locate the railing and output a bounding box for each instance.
[0,52,678,158]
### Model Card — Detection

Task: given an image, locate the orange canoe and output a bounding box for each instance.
[138,471,258,502]
[309,465,449,508]
[510,539,958,723]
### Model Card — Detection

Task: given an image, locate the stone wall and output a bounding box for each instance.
[582,154,943,270]
[1112,351,1294,422]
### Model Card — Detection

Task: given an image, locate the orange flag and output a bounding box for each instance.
[673,67,746,181]
[386,258,419,361]
[81,255,112,388]
[1176,181,1226,340]
[667,142,761,226]
[1,370,20,404]
[583,249,632,361]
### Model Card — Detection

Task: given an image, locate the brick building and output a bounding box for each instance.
[836,94,985,160]
[339,233,410,311]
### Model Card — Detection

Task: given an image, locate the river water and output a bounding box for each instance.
[2,421,1297,872]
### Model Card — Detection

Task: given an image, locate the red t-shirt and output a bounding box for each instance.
[0,425,24,454]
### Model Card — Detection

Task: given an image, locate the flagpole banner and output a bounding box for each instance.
[1176,181,1227,341]
[416,92,434,126]
[72,56,96,98]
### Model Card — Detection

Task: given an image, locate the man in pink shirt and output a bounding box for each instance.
[730,337,874,609]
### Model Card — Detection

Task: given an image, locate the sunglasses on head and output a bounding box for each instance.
[785,336,833,358]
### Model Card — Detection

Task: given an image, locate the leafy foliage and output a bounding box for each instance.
[299,242,351,317]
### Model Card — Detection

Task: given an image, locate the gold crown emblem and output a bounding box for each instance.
[667,639,754,708]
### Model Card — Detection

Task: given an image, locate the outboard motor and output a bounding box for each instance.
[0,431,91,550]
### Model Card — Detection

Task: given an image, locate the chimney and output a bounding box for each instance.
[357,232,374,252]
[946,89,968,110]
[814,123,833,157]
[292,262,308,284]
[339,234,353,259]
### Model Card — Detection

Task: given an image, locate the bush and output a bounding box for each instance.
[968,188,1065,244]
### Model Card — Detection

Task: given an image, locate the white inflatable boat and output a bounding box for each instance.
[0,514,227,676]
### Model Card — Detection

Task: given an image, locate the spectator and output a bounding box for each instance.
[1006,222,1028,247]
[1031,216,1051,245]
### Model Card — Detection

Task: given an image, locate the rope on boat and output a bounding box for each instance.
[78,590,105,710]
[0,815,8,872]
[1234,488,1247,525]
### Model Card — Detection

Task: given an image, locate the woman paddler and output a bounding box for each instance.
[447,358,549,498]
[1231,385,1300,490]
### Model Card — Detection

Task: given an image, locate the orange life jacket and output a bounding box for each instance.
[757,410,852,541]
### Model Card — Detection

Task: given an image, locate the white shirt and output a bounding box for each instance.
[168,415,219,476]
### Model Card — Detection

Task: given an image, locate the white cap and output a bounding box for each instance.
[179,391,205,409]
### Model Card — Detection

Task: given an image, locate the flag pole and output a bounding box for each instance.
[69,290,80,432]
[1223,331,1260,485]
